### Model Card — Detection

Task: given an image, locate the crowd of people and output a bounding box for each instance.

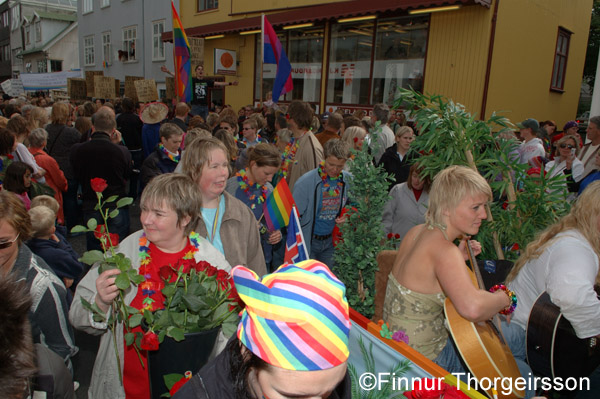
[1,82,600,399]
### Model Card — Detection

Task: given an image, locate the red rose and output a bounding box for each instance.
[204,265,217,277]
[353,137,358,143]
[193,260,211,273]
[387,233,393,239]
[216,270,230,290]
[90,178,108,193]
[394,233,400,239]
[94,226,119,250]
[140,331,159,351]
[159,266,173,280]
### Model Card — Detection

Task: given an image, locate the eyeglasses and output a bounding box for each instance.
[0,233,20,250]
[559,144,575,149]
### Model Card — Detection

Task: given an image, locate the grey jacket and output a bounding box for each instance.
[69,230,231,399]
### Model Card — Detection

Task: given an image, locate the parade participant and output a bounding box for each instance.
[225,143,282,271]
[173,259,351,399]
[140,123,184,189]
[506,181,600,399]
[545,135,584,197]
[382,166,528,382]
[69,174,231,398]
[293,139,351,268]
[518,118,546,166]
[181,137,267,275]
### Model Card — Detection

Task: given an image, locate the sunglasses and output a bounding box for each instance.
[0,233,20,250]
[559,144,575,149]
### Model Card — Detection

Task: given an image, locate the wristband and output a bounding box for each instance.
[489,284,517,315]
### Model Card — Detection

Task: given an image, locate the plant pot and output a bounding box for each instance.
[147,327,220,399]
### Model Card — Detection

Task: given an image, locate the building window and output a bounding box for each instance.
[371,16,428,104]
[35,21,41,42]
[551,28,571,92]
[0,45,10,62]
[1,11,9,28]
[122,26,136,62]
[25,25,30,45]
[102,32,111,65]
[101,0,110,8]
[12,48,22,66]
[326,21,374,105]
[50,60,62,72]
[11,6,19,31]
[84,35,95,66]
[198,0,218,12]
[37,59,47,73]
[83,0,93,14]
[152,20,165,61]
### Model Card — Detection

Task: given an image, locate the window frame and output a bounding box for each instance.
[122,25,137,62]
[550,27,571,93]
[84,35,95,66]
[102,31,112,66]
[197,0,218,12]
[101,0,111,8]
[152,20,166,61]
[1,11,9,28]
[83,0,93,14]
[11,6,20,31]
[25,25,30,45]
[35,21,41,42]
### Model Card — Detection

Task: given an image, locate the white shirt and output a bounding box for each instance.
[578,143,600,177]
[518,138,545,165]
[509,230,600,339]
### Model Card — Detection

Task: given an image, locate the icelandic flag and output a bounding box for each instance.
[284,206,308,264]
[263,15,293,103]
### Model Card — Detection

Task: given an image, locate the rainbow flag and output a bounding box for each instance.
[172,1,192,102]
[263,178,295,231]
[262,15,293,103]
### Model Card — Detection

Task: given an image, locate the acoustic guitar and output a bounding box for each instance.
[526,290,600,380]
[444,241,524,399]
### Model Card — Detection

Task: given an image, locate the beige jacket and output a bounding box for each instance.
[194,191,267,276]
[287,131,324,191]
[69,230,231,399]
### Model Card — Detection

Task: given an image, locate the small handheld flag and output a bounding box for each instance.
[263,178,295,231]
[284,206,308,264]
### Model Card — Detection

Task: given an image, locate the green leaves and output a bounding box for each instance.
[70,225,87,233]
[114,272,131,290]
[80,250,105,265]
[87,218,98,231]
[117,197,134,208]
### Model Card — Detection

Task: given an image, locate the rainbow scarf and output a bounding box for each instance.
[158,143,181,163]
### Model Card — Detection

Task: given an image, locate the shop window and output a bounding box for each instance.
[551,28,571,92]
[371,16,428,104]
[198,0,218,12]
[326,21,374,105]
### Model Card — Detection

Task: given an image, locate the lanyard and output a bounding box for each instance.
[206,196,221,243]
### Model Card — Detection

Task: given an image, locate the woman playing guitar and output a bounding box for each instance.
[383,165,533,397]
[506,181,600,399]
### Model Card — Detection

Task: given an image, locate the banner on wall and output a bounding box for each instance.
[20,70,82,91]
[214,49,237,76]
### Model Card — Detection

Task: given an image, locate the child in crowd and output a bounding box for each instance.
[3,161,33,209]
[27,205,84,305]
[31,195,68,237]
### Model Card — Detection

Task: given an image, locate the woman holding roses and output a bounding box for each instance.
[69,174,231,399]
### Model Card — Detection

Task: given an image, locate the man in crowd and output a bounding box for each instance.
[371,103,395,163]
[169,102,190,132]
[517,118,546,165]
[315,112,343,148]
[70,108,131,251]
[579,116,600,177]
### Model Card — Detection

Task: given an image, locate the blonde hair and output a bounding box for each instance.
[506,181,600,283]
[426,165,492,227]
[50,102,70,125]
[341,126,367,147]
[28,206,56,237]
[395,125,414,138]
[181,137,229,183]
[31,195,60,215]
[184,128,212,147]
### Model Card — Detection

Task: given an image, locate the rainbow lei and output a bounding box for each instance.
[278,137,299,179]
[236,169,268,210]
[158,143,181,163]
[138,231,201,311]
[317,161,343,197]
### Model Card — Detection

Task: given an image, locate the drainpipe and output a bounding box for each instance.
[480,0,500,120]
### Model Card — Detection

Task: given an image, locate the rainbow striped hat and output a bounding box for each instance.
[232,260,350,371]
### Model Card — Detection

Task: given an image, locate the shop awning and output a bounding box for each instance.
[163,0,491,41]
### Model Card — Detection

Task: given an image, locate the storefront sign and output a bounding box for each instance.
[214,49,236,76]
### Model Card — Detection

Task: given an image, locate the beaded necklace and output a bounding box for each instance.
[278,137,299,179]
[317,161,343,197]
[236,169,268,210]
[138,231,201,311]
[158,143,181,163]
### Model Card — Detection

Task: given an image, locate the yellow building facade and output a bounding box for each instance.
[172,0,592,126]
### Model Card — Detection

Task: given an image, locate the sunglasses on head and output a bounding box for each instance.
[0,233,20,250]
[559,144,575,149]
